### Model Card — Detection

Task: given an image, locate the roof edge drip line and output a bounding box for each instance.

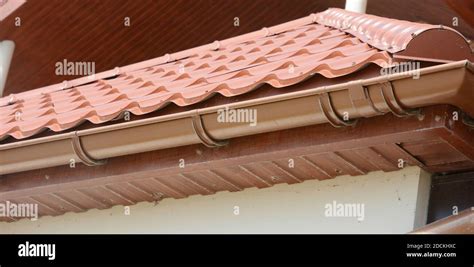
[0,61,472,175]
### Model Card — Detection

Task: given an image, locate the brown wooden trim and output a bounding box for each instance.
[1,105,473,220]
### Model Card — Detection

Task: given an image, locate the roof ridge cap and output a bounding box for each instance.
[314,8,471,54]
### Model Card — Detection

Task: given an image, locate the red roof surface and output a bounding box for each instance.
[0,8,470,141]
[0,0,25,21]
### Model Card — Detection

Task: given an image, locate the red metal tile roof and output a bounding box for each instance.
[0,8,471,141]
[0,0,25,21]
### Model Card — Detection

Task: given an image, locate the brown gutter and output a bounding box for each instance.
[410,208,474,234]
[0,60,473,175]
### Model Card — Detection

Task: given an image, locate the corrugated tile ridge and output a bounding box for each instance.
[315,8,469,53]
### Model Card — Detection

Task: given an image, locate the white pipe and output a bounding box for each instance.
[0,40,15,97]
[345,0,368,13]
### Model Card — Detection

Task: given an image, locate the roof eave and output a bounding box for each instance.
[1,60,473,175]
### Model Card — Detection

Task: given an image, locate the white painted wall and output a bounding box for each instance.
[0,166,431,234]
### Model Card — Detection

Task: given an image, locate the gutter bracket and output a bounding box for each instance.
[378,81,420,117]
[318,92,356,128]
[71,134,107,166]
[192,113,229,148]
[462,112,474,128]
[348,81,384,117]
